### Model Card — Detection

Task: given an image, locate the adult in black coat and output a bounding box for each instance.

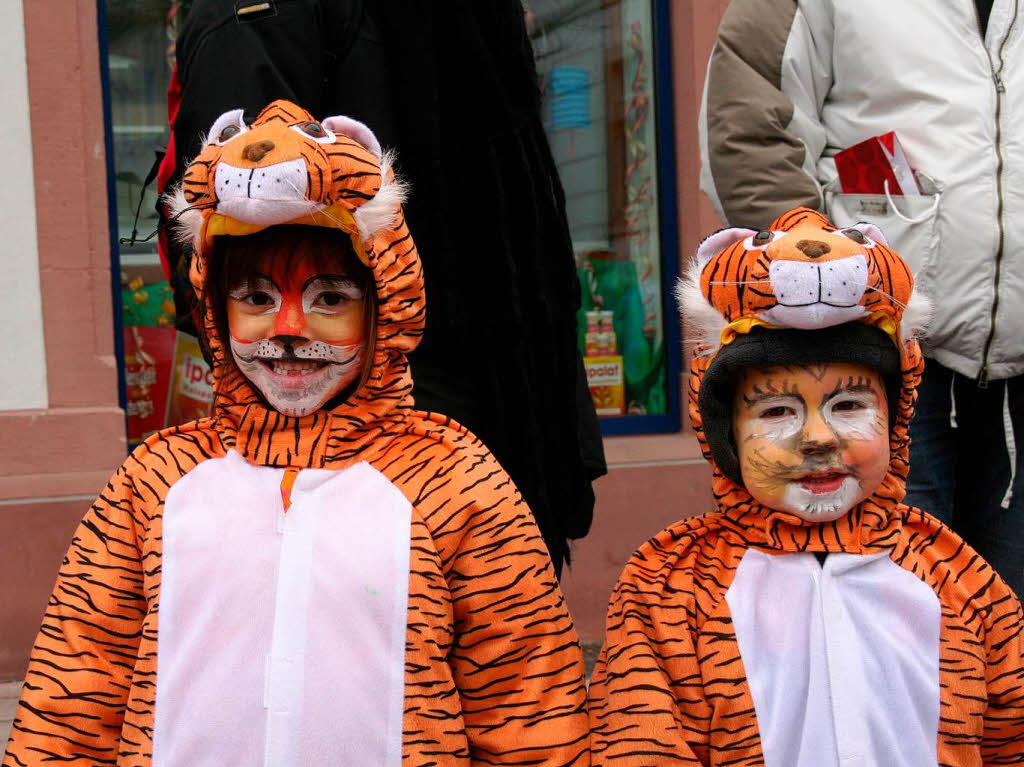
[164,0,606,575]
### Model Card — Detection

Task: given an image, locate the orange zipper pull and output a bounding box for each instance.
[280,468,299,512]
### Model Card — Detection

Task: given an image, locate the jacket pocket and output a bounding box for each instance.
[824,174,942,288]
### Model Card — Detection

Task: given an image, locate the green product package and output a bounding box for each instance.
[577,253,666,415]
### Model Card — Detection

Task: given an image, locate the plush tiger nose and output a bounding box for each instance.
[242,140,275,162]
[796,239,831,259]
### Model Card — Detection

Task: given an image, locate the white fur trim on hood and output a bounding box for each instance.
[353,150,408,241]
[165,186,204,254]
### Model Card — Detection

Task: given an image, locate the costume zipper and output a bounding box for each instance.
[977,0,1018,388]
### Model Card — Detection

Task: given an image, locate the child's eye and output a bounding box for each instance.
[315,292,346,308]
[832,399,865,412]
[245,291,275,307]
[760,405,794,419]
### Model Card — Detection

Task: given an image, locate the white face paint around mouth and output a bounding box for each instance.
[230,336,365,417]
[780,475,862,522]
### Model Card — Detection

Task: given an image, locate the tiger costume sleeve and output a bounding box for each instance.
[5,464,146,764]
[981,574,1024,761]
[588,554,707,766]
[404,432,590,765]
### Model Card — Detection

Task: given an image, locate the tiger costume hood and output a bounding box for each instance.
[587,207,1024,765]
[678,206,931,550]
[167,99,423,467]
[4,99,589,766]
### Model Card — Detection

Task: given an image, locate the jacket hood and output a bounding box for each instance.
[167,100,424,468]
[678,207,931,552]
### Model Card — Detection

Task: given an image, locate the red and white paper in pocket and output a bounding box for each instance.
[834,131,921,196]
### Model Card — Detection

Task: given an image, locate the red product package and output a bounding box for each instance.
[834,131,921,196]
[165,331,215,428]
[124,325,176,448]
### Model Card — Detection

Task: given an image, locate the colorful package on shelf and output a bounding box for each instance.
[585,355,626,417]
[124,325,176,447]
[834,131,921,196]
[166,332,215,428]
[121,276,176,327]
[577,251,666,416]
[583,309,625,416]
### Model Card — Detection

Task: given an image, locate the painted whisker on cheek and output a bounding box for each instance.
[743,448,803,490]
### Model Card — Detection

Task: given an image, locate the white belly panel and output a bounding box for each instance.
[725,549,940,767]
[152,450,411,767]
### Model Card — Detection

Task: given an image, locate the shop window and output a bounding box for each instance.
[103,1,213,450]
[101,0,679,446]
[530,0,679,434]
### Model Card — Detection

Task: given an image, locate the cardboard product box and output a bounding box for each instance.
[166,332,215,428]
[585,354,625,416]
[124,325,176,447]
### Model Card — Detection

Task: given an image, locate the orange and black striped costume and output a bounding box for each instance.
[588,208,1024,765]
[4,101,589,766]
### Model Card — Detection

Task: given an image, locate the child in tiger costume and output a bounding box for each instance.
[588,207,1024,765]
[3,100,589,766]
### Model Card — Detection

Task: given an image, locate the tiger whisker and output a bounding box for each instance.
[865,284,909,310]
[169,200,218,221]
[130,199,218,246]
[706,280,773,285]
[280,177,322,208]
[280,178,353,231]
[310,205,352,230]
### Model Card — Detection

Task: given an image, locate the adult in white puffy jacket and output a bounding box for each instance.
[699,0,1024,596]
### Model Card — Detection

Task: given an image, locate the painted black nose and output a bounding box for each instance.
[271,335,306,353]
[796,239,831,259]
[242,140,275,162]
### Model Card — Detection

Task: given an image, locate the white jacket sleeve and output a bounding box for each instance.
[699,0,833,227]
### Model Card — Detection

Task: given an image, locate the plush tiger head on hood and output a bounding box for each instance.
[678,207,931,530]
[678,207,930,351]
[168,99,406,266]
[166,100,424,467]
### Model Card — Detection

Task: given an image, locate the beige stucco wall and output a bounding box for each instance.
[0,0,46,411]
[0,0,126,679]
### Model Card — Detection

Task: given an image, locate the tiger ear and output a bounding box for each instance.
[204,108,248,146]
[695,227,756,268]
[847,221,889,246]
[321,114,400,240]
[321,115,382,158]
[676,227,754,355]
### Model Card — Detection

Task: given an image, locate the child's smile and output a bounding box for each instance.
[731,361,890,521]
